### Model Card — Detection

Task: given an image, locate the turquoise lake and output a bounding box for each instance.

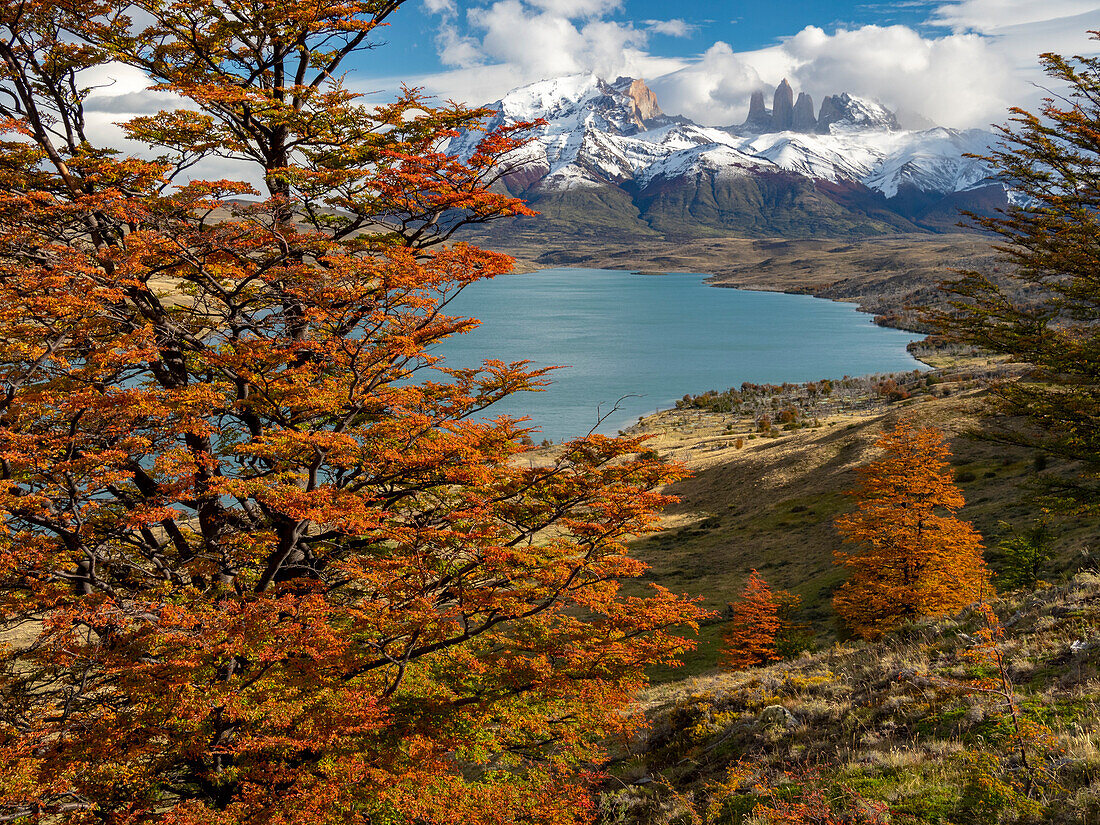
[432,268,925,442]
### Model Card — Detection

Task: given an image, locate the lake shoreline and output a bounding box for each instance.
[473,231,1000,335]
[496,266,937,437]
[441,268,929,443]
[628,269,931,336]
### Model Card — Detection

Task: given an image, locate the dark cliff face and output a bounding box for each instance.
[793,92,817,132]
[745,90,773,131]
[772,79,794,131]
[816,95,847,132]
[817,92,900,132]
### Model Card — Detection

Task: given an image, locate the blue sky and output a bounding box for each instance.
[346,0,1100,128]
[368,1,949,79]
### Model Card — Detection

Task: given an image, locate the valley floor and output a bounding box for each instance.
[499,232,1100,823]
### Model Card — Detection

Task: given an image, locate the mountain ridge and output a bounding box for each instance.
[450,74,1005,239]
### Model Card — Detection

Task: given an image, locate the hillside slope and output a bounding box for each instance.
[618,359,1100,676]
[460,232,1003,333]
[603,573,1100,824]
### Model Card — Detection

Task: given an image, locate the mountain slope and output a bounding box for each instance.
[451,74,1003,239]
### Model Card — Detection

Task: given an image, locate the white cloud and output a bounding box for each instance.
[75,62,270,189]
[413,0,686,98]
[421,0,484,69]
[422,0,456,14]
[648,43,763,126]
[649,25,1021,129]
[781,25,1018,129]
[410,0,1100,127]
[931,0,1100,31]
[437,23,485,68]
[929,1,1100,76]
[525,0,620,17]
[646,19,695,38]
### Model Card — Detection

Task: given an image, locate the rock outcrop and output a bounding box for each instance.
[817,95,848,132]
[793,92,817,132]
[613,77,664,129]
[739,83,897,135]
[757,705,799,730]
[817,92,899,132]
[772,79,794,131]
[744,90,771,131]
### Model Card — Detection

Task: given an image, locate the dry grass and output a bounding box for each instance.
[602,575,1100,824]
[611,363,1100,678]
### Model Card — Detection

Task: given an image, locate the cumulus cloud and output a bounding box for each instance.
[414,0,687,101]
[525,0,620,17]
[74,62,270,189]
[929,0,1100,71]
[648,43,763,126]
[780,25,1018,129]
[79,62,185,146]
[422,0,485,69]
[650,25,1021,129]
[422,0,456,13]
[413,0,1100,126]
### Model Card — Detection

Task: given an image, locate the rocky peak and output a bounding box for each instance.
[816,95,846,132]
[737,81,898,135]
[744,90,771,131]
[793,92,817,132]
[445,72,995,209]
[613,77,664,127]
[772,79,794,131]
[816,93,898,133]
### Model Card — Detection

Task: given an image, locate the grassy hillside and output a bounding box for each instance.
[601,573,1100,824]
[575,347,1100,824]
[512,187,662,238]
[633,174,913,239]
[615,356,1100,678]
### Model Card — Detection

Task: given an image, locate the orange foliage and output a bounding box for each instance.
[0,2,705,822]
[720,570,783,670]
[752,776,890,825]
[834,421,990,639]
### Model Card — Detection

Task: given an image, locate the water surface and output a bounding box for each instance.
[432,268,924,441]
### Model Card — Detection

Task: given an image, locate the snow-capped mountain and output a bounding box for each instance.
[740,127,995,198]
[450,75,1003,238]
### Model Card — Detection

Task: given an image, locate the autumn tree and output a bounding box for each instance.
[937,33,1100,512]
[720,569,783,670]
[0,1,704,822]
[834,421,990,639]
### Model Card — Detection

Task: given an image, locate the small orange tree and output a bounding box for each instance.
[834,421,989,639]
[721,569,782,669]
[0,1,704,822]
